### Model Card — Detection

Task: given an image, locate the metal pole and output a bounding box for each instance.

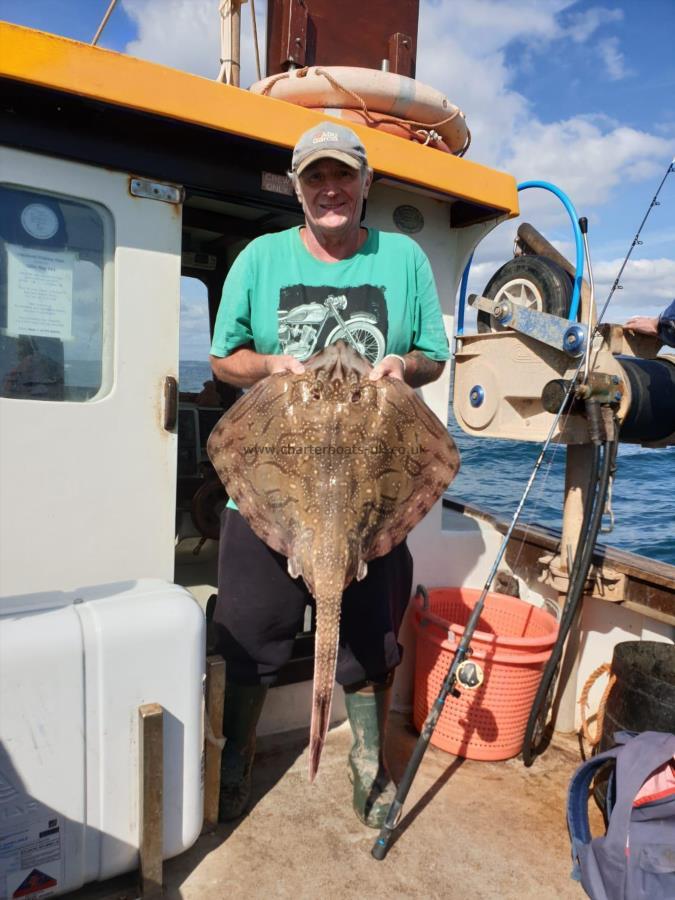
[230,2,242,87]
[91,0,120,46]
[555,443,594,733]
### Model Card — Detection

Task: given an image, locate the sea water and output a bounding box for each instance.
[180,360,675,567]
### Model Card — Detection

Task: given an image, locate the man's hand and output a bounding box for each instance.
[210,348,304,388]
[624,315,659,337]
[265,354,306,376]
[369,351,445,387]
[369,355,405,382]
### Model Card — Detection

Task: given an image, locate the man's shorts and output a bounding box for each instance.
[213,508,413,686]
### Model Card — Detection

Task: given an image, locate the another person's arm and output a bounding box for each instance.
[623,315,659,337]
[624,300,675,348]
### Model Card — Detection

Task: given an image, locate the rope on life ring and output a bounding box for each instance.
[579,662,617,748]
[254,66,471,157]
[305,107,453,152]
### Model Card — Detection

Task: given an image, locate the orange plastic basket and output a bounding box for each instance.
[412,587,559,761]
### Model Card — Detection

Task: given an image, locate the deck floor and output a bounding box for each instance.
[67,714,595,900]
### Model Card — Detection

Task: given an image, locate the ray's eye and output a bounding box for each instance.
[351,390,361,402]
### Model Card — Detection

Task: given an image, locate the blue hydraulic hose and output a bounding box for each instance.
[456,181,584,331]
[455,252,473,336]
[518,180,583,320]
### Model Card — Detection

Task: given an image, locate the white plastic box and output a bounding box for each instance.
[0,579,205,898]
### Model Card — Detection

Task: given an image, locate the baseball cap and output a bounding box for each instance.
[292,122,368,175]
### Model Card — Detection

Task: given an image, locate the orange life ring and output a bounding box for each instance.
[251,66,470,156]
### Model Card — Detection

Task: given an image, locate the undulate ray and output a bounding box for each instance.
[207,342,460,780]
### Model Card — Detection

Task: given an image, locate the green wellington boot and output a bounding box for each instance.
[344,675,396,829]
[219,682,268,822]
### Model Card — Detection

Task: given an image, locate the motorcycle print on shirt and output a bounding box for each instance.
[277,284,388,364]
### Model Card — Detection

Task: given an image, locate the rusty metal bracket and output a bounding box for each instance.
[538,552,626,602]
[388,32,414,77]
[279,0,308,69]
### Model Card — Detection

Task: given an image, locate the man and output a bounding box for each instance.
[209,122,449,827]
[624,299,675,347]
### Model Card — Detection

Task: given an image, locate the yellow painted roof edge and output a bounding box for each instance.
[0,22,519,217]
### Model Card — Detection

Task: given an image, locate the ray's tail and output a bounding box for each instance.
[308,591,343,782]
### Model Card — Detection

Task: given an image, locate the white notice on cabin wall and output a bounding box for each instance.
[6,244,74,341]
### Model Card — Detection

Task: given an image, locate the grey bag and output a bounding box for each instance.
[567,730,675,900]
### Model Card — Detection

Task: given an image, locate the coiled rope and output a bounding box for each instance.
[579,662,617,748]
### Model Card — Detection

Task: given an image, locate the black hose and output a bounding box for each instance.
[520,441,600,763]
[522,429,616,766]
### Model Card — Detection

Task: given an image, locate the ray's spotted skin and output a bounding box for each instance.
[207,342,460,781]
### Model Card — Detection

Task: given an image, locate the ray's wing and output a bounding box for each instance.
[206,373,311,558]
[354,377,461,561]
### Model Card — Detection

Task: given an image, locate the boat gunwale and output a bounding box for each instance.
[443,496,675,624]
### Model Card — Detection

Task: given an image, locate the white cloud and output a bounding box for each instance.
[597,36,631,80]
[563,6,623,43]
[592,257,675,319]
[122,0,266,86]
[416,4,671,200]
[505,119,671,205]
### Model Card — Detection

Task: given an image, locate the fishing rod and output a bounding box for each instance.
[597,157,674,326]
[372,159,674,859]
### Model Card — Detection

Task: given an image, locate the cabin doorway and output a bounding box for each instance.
[174,186,318,682]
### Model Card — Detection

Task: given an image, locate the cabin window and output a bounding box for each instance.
[0,185,111,402]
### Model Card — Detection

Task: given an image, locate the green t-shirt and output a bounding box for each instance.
[210,227,450,364]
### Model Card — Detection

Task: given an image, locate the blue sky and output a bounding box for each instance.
[2,0,674,356]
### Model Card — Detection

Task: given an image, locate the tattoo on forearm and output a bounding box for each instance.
[404,351,445,388]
